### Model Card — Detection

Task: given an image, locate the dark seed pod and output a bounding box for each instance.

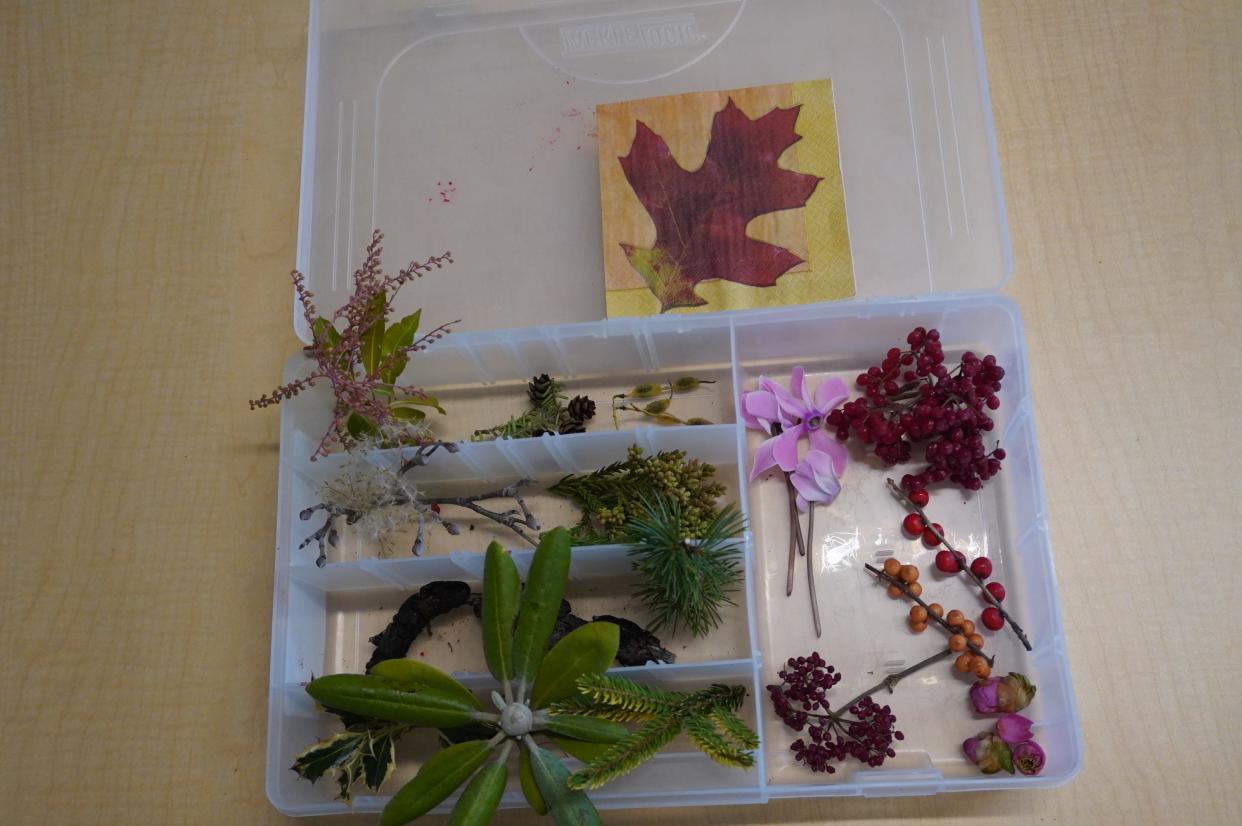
[557,419,587,435]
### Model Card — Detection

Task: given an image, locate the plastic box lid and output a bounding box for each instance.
[294,0,1011,339]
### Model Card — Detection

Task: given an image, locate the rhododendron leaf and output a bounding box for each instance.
[383,310,421,356]
[312,317,341,347]
[618,98,820,311]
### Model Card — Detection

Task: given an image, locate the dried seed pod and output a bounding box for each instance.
[670,376,702,393]
[684,417,713,426]
[624,382,664,399]
[644,399,671,414]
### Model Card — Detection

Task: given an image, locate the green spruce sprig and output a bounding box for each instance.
[548,445,727,544]
[624,495,745,638]
[550,674,758,790]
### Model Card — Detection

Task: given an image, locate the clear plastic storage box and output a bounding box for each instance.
[267,0,1082,815]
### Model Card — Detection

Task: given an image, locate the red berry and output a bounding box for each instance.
[985,581,1006,602]
[902,513,925,536]
[908,489,930,507]
[922,523,944,547]
[981,606,1004,631]
[935,550,960,573]
[970,557,993,579]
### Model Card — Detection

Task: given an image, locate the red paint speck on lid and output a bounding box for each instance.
[576,145,581,150]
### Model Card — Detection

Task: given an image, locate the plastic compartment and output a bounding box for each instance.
[267,295,1081,814]
[267,0,1080,816]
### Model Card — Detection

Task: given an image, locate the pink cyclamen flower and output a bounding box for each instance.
[745,367,850,481]
[995,713,1034,745]
[962,732,1013,774]
[790,450,843,512]
[1011,740,1046,776]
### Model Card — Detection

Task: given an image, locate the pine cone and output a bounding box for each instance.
[528,374,557,407]
[557,419,587,435]
[566,395,596,422]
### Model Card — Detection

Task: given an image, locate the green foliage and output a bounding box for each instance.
[531,621,620,709]
[511,527,573,698]
[550,674,758,791]
[481,542,519,686]
[548,445,727,544]
[526,742,602,825]
[294,527,617,824]
[379,740,494,826]
[624,495,744,638]
[446,758,508,826]
[290,724,398,803]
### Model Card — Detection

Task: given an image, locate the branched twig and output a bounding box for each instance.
[884,478,1032,651]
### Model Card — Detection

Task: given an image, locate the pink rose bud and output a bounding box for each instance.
[970,672,1037,714]
[1012,740,1046,776]
[962,732,1014,774]
[995,713,1035,744]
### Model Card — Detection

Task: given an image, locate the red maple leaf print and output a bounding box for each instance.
[618,97,821,311]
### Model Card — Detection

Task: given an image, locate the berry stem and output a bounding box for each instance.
[863,563,994,666]
[884,478,1032,651]
[800,648,955,722]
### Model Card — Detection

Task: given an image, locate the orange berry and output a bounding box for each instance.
[883,557,902,576]
[959,620,976,636]
[948,634,967,652]
[928,603,945,618]
[954,653,973,673]
[909,606,929,623]
[967,655,987,672]
[968,633,985,650]
[898,564,919,584]
[909,621,928,633]
[887,584,904,599]
[907,582,924,598]
[946,609,965,628]
[973,660,992,679]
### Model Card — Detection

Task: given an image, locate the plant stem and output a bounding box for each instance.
[800,647,955,722]
[785,485,797,597]
[806,502,821,638]
[884,478,1033,651]
[863,563,993,665]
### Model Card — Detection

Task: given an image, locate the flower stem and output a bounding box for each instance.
[884,478,1033,651]
[806,502,821,638]
[785,481,798,597]
[863,563,994,666]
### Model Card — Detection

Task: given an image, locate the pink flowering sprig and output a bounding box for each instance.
[742,368,848,637]
[250,230,459,460]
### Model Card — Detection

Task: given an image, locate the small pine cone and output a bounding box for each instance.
[557,419,587,435]
[566,395,596,422]
[528,374,556,407]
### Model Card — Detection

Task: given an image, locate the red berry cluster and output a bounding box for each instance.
[825,327,1007,492]
[933,550,1006,631]
[767,653,904,774]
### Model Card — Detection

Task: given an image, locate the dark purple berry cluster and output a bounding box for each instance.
[767,653,904,774]
[824,327,1007,492]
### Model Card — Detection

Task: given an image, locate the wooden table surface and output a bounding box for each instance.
[3,1,1239,823]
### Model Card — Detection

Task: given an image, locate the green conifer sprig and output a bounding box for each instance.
[624,495,745,638]
[550,674,758,790]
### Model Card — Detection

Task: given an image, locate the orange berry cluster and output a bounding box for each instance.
[880,558,991,679]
